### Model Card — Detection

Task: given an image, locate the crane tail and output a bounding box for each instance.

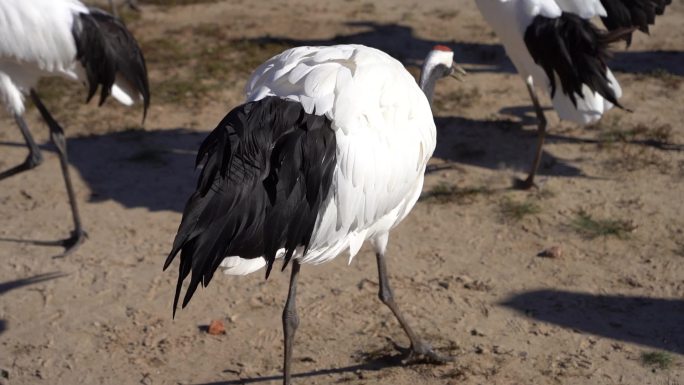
[72,9,150,119]
[599,0,672,47]
[524,12,630,124]
[164,97,337,313]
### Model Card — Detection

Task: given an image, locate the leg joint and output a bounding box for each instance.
[282,308,299,330]
[378,284,394,305]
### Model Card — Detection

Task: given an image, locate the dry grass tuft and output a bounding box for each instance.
[640,351,674,370]
[499,197,540,221]
[421,182,491,205]
[571,210,636,239]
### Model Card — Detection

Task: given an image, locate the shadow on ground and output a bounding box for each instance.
[244,21,684,75]
[502,289,684,354]
[4,116,678,218]
[67,128,204,212]
[0,272,67,335]
[244,21,512,73]
[193,349,412,385]
[0,127,203,215]
[432,114,586,180]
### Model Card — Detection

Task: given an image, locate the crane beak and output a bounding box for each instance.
[450,64,467,81]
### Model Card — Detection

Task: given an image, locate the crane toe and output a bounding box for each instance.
[400,341,454,365]
[52,230,87,259]
[513,176,540,191]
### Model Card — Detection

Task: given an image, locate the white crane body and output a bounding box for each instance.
[164,45,458,382]
[217,45,436,275]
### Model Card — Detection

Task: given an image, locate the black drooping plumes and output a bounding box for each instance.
[599,0,672,46]
[164,97,337,315]
[524,13,630,108]
[72,9,150,118]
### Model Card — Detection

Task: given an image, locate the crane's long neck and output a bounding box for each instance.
[419,62,442,107]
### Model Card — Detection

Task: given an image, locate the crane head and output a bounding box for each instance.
[426,45,467,81]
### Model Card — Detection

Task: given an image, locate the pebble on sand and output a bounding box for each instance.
[207,320,226,335]
[538,246,562,259]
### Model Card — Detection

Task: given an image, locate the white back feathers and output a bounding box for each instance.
[236,45,436,269]
[167,44,438,279]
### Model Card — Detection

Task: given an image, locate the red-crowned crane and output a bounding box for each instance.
[475,0,671,189]
[164,44,465,384]
[0,0,150,256]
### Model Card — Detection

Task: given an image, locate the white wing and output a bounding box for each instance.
[245,45,436,265]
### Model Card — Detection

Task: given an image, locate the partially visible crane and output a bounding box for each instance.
[0,0,150,256]
[475,0,671,188]
[107,0,140,18]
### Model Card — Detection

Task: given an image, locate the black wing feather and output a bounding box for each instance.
[164,97,337,316]
[524,13,631,109]
[599,0,672,46]
[72,9,150,119]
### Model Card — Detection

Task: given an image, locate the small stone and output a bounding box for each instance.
[474,345,488,354]
[538,246,562,259]
[140,373,152,385]
[207,319,226,335]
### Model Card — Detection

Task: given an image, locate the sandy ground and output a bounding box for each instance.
[1,0,683,384]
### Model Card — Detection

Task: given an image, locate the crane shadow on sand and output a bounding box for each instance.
[502,289,684,355]
[65,124,587,208]
[0,272,68,335]
[430,111,680,181]
[63,128,205,212]
[0,127,203,215]
[243,21,684,76]
[2,115,678,220]
[244,21,515,74]
[193,346,421,385]
[431,114,587,180]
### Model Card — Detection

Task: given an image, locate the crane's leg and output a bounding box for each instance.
[375,252,452,364]
[516,78,548,190]
[282,260,301,385]
[126,0,141,12]
[30,90,86,257]
[0,115,44,180]
[109,0,141,19]
[108,0,119,18]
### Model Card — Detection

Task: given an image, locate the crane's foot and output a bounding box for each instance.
[0,152,44,180]
[22,151,44,170]
[400,341,453,365]
[513,176,538,190]
[49,230,87,258]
